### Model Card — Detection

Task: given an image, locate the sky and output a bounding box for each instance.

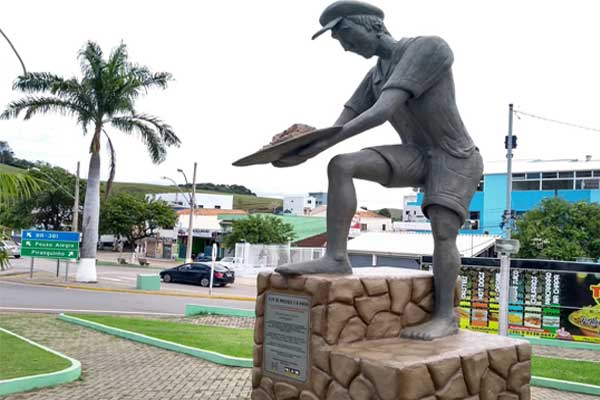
[2,1,600,210]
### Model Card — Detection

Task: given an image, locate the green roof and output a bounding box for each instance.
[218,214,326,243]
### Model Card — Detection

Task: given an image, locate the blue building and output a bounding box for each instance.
[413,158,600,235]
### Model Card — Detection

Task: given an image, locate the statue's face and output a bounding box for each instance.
[331,19,378,59]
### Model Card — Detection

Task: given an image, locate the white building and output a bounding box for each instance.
[403,194,427,223]
[147,192,233,210]
[309,206,392,235]
[175,208,246,237]
[348,231,497,258]
[355,210,392,233]
[283,195,317,216]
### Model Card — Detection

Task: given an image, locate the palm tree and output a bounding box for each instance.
[1,41,181,281]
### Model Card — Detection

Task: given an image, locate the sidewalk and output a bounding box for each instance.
[95,250,180,268]
[0,312,596,400]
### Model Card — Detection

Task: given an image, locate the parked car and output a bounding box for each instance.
[0,240,20,258]
[194,255,213,262]
[160,262,234,287]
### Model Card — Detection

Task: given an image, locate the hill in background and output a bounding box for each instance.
[0,163,282,213]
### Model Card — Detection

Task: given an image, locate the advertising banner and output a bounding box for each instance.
[457,265,600,343]
[422,257,600,344]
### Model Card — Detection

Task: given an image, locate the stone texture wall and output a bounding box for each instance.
[252,270,531,400]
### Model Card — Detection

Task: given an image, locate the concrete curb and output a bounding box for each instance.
[58,314,252,368]
[0,327,81,397]
[531,376,600,396]
[1,279,256,302]
[185,304,256,318]
[512,335,600,351]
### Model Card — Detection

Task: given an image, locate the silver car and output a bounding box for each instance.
[0,240,21,258]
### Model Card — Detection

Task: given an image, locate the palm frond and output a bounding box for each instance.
[0,96,90,121]
[12,72,64,93]
[0,173,40,205]
[129,113,181,146]
[103,130,116,199]
[110,116,167,163]
[130,68,173,91]
[79,41,105,113]
[78,41,105,82]
[0,26,27,75]
[107,42,128,74]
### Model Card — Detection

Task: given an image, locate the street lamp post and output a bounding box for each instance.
[178,163,197,263]
[161,162,197,263]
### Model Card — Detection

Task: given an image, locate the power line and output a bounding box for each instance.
[514,109,600,134]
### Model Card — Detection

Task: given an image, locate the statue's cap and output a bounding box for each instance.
[312,1,384,40]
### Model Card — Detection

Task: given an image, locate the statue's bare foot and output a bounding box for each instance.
[275,255,351,275]
[400,316,458,341]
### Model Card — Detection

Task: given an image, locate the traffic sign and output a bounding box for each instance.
[21,248,79,259]
[22,230,80,242]
[21,230,80,260]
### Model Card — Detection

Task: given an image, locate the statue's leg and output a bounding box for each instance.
[401,204,462,340]
[276,150,391,275]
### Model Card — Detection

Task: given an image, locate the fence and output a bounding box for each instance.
[233,243,325,273]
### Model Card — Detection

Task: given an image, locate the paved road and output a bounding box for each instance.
[2,256,258,298]
[0,281,254,315]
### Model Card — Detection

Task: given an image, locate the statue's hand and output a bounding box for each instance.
[272,154,308,168]
[297,137,334,159]
[272,136,336,168]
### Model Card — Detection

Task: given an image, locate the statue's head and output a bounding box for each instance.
[312,1,390,59]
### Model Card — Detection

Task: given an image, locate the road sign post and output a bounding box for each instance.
[209,243,217,296]
[21,230,81,265]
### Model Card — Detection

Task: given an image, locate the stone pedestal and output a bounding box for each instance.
[252,268,531,400]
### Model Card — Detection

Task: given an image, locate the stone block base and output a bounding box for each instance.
[252,268,531,400]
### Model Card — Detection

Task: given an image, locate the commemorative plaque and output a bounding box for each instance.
[263,292,311,382]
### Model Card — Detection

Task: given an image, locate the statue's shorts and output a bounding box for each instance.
[364,144,483,222]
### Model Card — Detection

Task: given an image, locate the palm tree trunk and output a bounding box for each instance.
[76,128,102,282]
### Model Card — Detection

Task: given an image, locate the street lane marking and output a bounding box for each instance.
[101,277,123,282]
[0,307,183,316]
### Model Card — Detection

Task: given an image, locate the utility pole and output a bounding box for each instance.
[66,161,80,281]
[504,103,515,241]
[498,103,518,336]
[184,162,197,263]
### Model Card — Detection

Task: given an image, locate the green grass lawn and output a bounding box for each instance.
[67,314,254,359]
[0,331,71,380]
[0,163,26,174]
[532,355,600,386]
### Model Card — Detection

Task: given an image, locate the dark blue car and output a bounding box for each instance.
[160,262,234,287]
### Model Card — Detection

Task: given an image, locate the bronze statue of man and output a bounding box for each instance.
[274,1,483,340]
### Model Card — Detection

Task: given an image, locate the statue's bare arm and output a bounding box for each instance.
[334,107,358,126]
[299,88,410,158]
